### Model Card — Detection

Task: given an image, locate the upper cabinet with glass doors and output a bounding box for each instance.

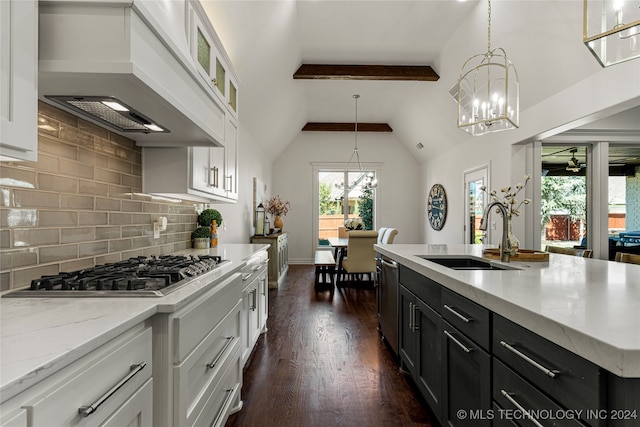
[188,1,239,120]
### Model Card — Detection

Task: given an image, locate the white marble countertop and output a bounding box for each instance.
[375,243,640,378]
[0,244,268,402]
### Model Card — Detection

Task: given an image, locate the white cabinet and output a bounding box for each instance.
[0,408,27,427]
[187,0,239,118]
[240,251,268,366]
[142,145,238,203]
[0,323,153,427]
[251,233,289,288]
[0,0,38,162]
[191,146,228,199]
[152,272,243,427]
[225,117,239,199]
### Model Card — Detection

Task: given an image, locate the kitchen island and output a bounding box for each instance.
[0,243,268,427]
[375,243,640,427]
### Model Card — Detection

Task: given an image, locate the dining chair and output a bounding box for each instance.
[382,228,398,244]
[615,252,640,264]
[377,227,388,244]
[545,245,593,258]
[340,230,378,286]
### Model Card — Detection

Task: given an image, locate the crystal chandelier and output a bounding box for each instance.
[335,94,377,191]
[454,0,519,136]
[584,0,640,67]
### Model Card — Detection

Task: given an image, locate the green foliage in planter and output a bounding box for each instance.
[192,226,211,239]
[198,209,223,227]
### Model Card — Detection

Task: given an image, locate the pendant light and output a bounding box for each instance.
[584,0,640,67]
[335,94,377,191]
[455,0,519,136]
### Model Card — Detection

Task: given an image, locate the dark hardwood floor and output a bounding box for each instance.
[225,265,435,427]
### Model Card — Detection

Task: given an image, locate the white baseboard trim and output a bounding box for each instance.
[288,258,314,265]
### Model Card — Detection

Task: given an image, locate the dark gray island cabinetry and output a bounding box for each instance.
[399,265,491,426]
[377,244,640,427]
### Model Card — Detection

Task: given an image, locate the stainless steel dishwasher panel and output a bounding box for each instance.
[378,256,399,356]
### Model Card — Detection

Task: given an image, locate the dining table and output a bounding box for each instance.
[327,237,350,283]
[327,237,348,252]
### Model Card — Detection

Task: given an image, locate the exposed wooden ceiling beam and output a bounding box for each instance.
[302,122,393,132]
[293,64,439,81]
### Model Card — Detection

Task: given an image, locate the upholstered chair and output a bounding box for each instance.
[545,245,592,258]
[341,230,378,284]
[382,228,398,244]
[377,227,388,243]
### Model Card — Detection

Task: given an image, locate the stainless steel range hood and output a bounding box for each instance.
[38,1,226,147]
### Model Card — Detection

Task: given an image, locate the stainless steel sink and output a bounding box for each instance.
[418,256,515,271]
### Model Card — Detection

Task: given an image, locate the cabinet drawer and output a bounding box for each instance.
[492,402,518,427]
[101,378,153,427]
[0,408,27,427]
[494,358,589,427]
[191,345,242,427]
[173,301,241,427]
[28,325,152,427]
[173,273,242,362]
[493,314,605,417]
[399,265,441,312]
[441,288,490,351]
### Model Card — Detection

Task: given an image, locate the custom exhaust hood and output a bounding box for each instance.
[38,1,226,147]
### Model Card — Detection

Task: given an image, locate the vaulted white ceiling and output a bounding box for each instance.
[201,1,639,162]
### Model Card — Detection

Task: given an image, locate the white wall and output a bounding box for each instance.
[272,131,422,264]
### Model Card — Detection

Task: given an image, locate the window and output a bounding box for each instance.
[540,145,588,250]
[533,142,640,259]
[314,166,378,248]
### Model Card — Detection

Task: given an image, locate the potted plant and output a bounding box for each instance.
[192,226,211,249]
[198,208,223,227]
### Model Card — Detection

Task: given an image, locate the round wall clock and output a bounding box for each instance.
[427,184,447,230]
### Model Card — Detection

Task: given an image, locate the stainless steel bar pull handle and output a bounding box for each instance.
[211,384,239,427]
[500,341,560,378]
[78,362,147,417]
[251,289,257,311]
[444,330,473,353]
[207,336,235,370]
[412,304,420,331]
[381,259,398,270]
[242,272,253,282]
[500,390,544,427]
[408,302,415,331]
[443,304,473,323]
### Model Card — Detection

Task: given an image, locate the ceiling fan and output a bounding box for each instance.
[566,148,585,173]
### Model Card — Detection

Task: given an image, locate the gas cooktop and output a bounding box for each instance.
[3,255,230,297]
